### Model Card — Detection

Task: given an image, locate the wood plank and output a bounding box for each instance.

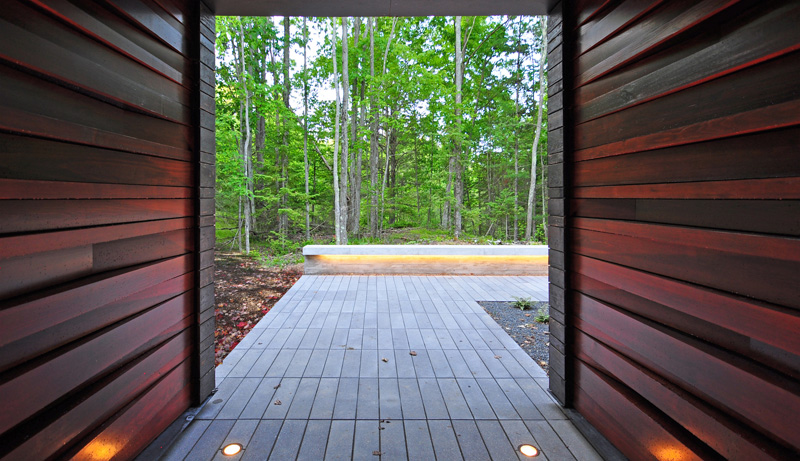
[0,134,192,186]
[0,64,191,160]
[1,333,192,460]
[0,3,190,121]
[576,1,800,122]
[33,0,186,84]
[577,0,665,56]
[573,293,800,449]
[574,330,796,460]
[570,198,800,236]
[572,227,799,308]
[571,262,800,379]
[67,359,192,460]
[573,128,800,186]
[575,0,740,86]
[0,295,193,435]
[0,179,191,200]
[0,255,192,363]
[576,53,800,154]
[573,360,709,460]
[0,199,192,234]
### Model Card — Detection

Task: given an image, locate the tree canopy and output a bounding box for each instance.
[215,15,549,252]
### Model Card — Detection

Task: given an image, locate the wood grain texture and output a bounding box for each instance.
[0,0,202,459]
[566,0,800,458]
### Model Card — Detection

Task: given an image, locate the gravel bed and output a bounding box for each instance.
[478,301,550,374]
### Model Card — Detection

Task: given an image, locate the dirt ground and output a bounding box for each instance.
[214,253,302,366]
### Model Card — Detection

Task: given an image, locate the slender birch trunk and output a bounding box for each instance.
[526,17,548,240]
[453,16,464,239]
[303,18,311,241]
[340,17,350,245]
[368,18,380,238]
[238,21,252,253]
[331,19,343,244]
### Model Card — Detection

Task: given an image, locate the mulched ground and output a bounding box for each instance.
[214,253,302,366]
[478,301,551,374]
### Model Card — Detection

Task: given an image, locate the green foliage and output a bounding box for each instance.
[512,296,533,311]
[215,15,550,250]
[534,304,550,323]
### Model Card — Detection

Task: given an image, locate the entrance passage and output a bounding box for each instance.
[161,275,599,460]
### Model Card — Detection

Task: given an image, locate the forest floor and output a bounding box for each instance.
[213,252,302,365]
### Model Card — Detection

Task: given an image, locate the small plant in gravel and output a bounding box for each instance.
[512,296,534,311]
[534,304,550,323]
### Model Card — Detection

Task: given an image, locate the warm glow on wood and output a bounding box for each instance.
[307,254,549,275]
[519,444,539,457]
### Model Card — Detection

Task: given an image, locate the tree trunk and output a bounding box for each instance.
[303,18,311,241]
[331,19,343,244]
[279,17,291,236]
[238,21,252,253]
[453,15,464,239]
[526,17,548,241]
[513,17,522,242]
[340,17,350,245]
[368,18,380,239]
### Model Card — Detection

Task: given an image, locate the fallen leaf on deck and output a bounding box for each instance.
[274,400,282,405]
[494,355,502,359]
[409,351,417,356]
[381,357,388,362]
[373,451,382,456]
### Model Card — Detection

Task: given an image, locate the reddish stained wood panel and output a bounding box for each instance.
[1,333,192,460]
[574,294,800,449]
[567,0,800,458]
[0,0,203,458]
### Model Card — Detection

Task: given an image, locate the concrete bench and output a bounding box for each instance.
[303,245,548,275]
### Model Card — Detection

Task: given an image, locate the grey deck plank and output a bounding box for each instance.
[404,420,435,460]
[286,377,321,419]
[217,378,260,419]
[428,420,463,460]
[239,377,282,419]
[325,420,356,461]
[476,420,518,461]
[524,420,577,461]
[332,377,359,419]
[309,377,339,419]
[297,420,331,461]
[380,419,407,461]
[457,378,496,420]
[417,378,450,419]
[262,377,301,419]
[379,378,403,420]
[351,421,379,461]
[211,420,259,461]
[185,419,235,461]
[357,378,380,420]
[452,419,492,461]
[167,275,596,461]
[161,420,210,461]
[240,420,282,461]
[270,420,306,460]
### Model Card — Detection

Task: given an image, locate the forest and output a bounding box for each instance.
[215,15,549,255]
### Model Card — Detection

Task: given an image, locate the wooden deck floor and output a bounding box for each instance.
[160,276,600,460]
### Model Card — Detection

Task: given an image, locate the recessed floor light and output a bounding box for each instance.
[519,444,540,457]
[222,443,243,456]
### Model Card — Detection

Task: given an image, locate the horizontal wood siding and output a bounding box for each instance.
[0,0,206,459]
[567,0,800,458]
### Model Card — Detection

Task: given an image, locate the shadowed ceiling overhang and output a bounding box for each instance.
[210,0,553,17]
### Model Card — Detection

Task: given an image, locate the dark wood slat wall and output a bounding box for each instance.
[564,0,800,458]
[0,0,211,459]
[547,0,572,407]
[196,1,217,404]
